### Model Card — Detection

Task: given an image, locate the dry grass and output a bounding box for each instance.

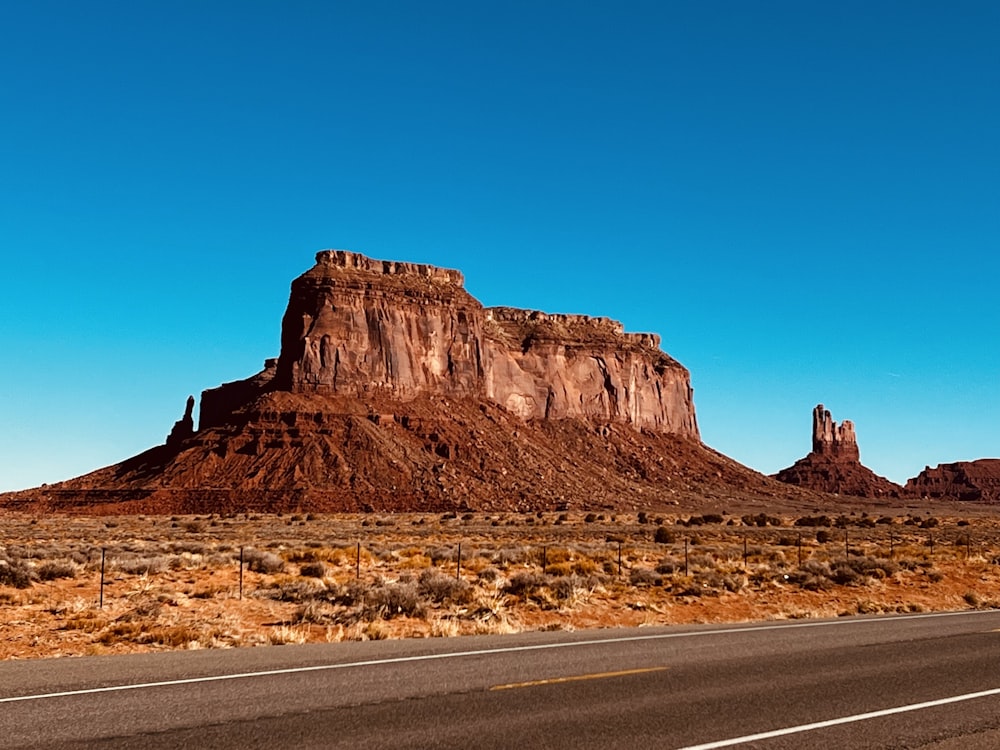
[1,510,999,659]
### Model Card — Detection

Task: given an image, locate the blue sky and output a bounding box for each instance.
[1,1,997,491]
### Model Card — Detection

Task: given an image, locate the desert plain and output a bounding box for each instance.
[3,506,999,661]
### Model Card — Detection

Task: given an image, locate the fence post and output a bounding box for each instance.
[797,533,802,567]
[967,534,972,560]
[684,538,689,577]
[743,534,748,570]
[239,546,244,600]
[541,545,547,573]
[99,548,106,609]
[929,533,934,556]
[617,541,622,576]
[456,542,462,580]
[889,530,894,559]
[356,542,361,580]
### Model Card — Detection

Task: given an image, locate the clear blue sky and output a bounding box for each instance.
[2,1,997,491]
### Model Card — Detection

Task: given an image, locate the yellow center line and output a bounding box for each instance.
[490,666,668,691]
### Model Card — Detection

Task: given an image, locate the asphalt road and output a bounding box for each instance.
[4,610,1000,749]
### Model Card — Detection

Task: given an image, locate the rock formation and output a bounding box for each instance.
[165,396,195,447]
[774,404,902,498]
[7,249,811,515]
[811,404,859,461]
[905,460,1000,503]
[204,250,699,436]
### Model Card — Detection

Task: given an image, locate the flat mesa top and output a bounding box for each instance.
[312,249,465,287]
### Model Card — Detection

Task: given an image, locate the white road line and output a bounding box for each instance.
[0,609,994,704]
[676,687,1000,750]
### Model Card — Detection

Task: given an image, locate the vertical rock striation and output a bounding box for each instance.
[812,404,859,460]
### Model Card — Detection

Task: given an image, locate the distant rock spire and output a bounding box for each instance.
[773,403,900,497]
[811,403,859,461]
[166,395,195,447]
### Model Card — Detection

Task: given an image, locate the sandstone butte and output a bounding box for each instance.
[906,459,1000,504]
[0,251,993,515]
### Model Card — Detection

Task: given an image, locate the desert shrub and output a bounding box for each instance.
[262,578,327,602]
[491,547,531,567]
[742,513,782,527]
[362,582,426,620]
[654,526,675,544]
[846,556,898,579]
[829,562,861,585]
[36,560,77,581]
[285,548,319,563]
[655,558,679,575]
[671,576,703,597]
[637,511,648,524]
[477,566,501,583]
[584,513,598,523]
[795,515,833,527]
[876,516,895,525]
[299,561,327,578]
[921,517,940,529]
[816,530,833,544]
[505,571,548,597]
[418,570,472,604]
[786,561,833,591]
[244,549,285,574]
[550,574,593,602]
[0,558,33,589]
[629,567,661,586]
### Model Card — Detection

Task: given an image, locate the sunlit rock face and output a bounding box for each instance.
[236,249,701,437]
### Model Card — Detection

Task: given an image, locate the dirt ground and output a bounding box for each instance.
[2,508,999,660]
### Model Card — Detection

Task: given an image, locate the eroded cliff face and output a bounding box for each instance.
[812,404,859,461]
[483,307,697,433]
[905,460,1000,503]
[274,250,485,399]
[242,250,700,437]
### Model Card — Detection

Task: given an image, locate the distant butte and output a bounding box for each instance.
[906,460,1000,503]
[773,404,902,498]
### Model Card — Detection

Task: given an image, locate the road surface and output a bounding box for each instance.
[3,610,1000,748]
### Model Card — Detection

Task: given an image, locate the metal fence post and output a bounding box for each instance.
[99,548,106,609]
[239,546,244,600]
